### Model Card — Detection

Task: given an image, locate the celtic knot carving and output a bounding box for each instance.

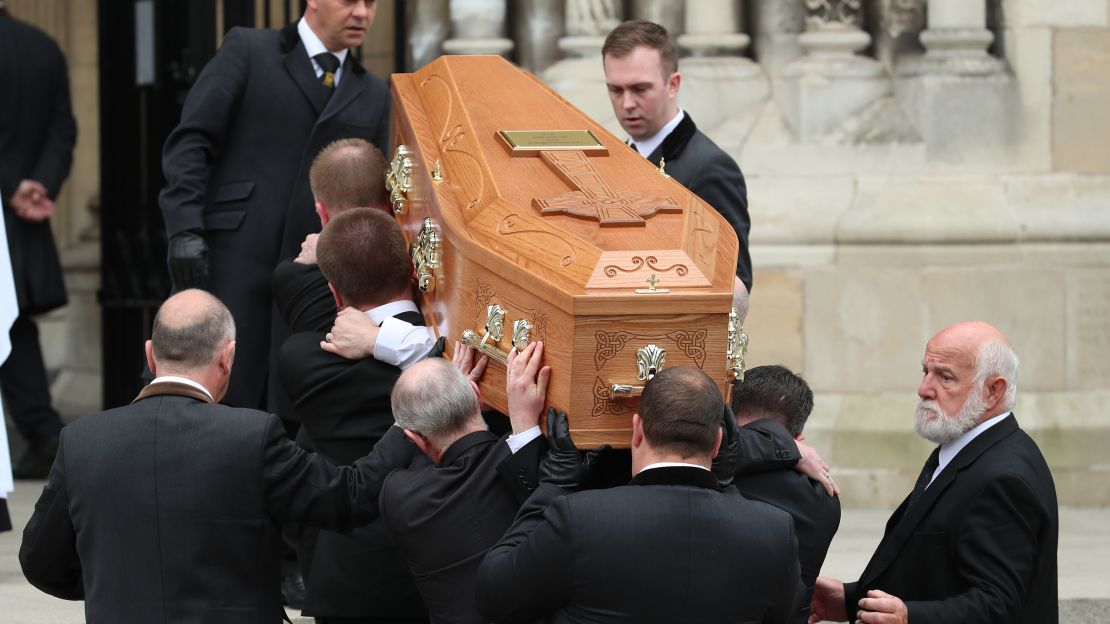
[595,331,634,369]
[593,377,632,418]
[665,329,707,368]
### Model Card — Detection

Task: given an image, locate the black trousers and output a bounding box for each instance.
[1,314,62,444]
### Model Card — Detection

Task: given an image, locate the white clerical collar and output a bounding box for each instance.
[298,17,349,64]
[638,460,709,474]
[365,299,420,325]
[930,411,1011,485]
[150,375,215,402]
[629,108,685,159]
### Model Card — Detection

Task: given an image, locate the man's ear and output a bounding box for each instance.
[145,340,157,376]
[667,70,681,100]
[219,340,236,374]
[712,426,723,459]
[403,429,437,462]
[631,413,644,449]
[315,201,330,226]
[984,376,1007,411]
[328,283,344,309]
[469,380,483,407]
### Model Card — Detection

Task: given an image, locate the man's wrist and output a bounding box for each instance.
[505,425,541,454]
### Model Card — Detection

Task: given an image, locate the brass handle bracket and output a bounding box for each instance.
[460,304,532,367]
[607,344,666,399]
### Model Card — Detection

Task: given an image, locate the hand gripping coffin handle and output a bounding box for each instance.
[609,344,667,397]
[460,305,532,366]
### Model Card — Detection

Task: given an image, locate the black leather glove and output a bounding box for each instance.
[539,407,609,490]
[711,404,740,487]
[167,230,210,292]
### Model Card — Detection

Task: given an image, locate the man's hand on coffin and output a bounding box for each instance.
[295,233,319,265]
[320,306,379,359]
[452,342,489,384]
[539,407,609,491]
[505,341,551,434]
[167,230,210,291]
[710,404,740,487]
[796,440,839,497]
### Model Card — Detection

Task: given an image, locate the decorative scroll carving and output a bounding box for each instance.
[603,255,689,278]
[593,376,632,418]
[420,74,485,213]
[805,0,864,28]
[496,214,577,266]
[533,151,680,226]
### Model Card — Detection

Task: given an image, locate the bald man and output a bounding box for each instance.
[809,322,1058,624]
[19,289,417,623]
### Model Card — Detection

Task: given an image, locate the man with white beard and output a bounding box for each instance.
[808,321,1058,624]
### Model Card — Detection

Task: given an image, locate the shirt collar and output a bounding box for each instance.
[629,108,685,159]
[298,16,349,65]
[638,460,709,474]
[933,411,1012,482]
[364,299,420,325]
[150,375,215,402]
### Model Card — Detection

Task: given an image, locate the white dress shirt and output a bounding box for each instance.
[629,108,685,159]
[364,300,437,370]
[505,426,542,454]
[929,411,1012,486]
[149,375,215,402]
[298,17,348,87]
[638,461,710,474]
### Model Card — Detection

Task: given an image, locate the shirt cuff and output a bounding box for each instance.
[505,426,541,454]
[374,318,437,370]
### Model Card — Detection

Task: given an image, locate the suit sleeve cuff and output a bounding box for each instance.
[504,426,541,454]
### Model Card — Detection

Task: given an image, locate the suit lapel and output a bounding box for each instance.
[281,24,329,116]
[317,54,366,126]
[859,415,1021,585]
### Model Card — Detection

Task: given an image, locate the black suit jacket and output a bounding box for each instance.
[733,419,841,623]
[380,430,546,624]
[18,382,415,624]
[845,414,1058,623]
[278,311,428,619]
[477,467,802,624]
[0,13,75,314]
[160,22,391,415]
[647,113,752,291]
[272,259,336,333]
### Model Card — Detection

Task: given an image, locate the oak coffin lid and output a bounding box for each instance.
[390,55,738,315]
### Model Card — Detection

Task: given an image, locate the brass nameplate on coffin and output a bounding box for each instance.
[497,130,608,156]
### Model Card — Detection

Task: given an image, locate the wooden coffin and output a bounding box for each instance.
[388,56,740,448]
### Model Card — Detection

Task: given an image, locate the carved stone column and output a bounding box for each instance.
[895,0,1011,161]
[750,0,806,75]
[542,0,624,134]
[629,0,683,36]
[409,0,450,69]
[913,0,1004,75]
[676,0,769,151]
[442,0,514,57]
[777,0,891,140]
[512,0,565,74]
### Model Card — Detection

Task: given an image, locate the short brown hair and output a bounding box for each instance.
[316,207,411,308]
[639,367,722,458]
[309,138,388,213]
[731,365,814,438]
[602,20,679,77]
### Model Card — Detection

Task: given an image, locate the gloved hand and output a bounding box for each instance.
[167,230,210,291]
[711,404,740,487]
[539,407,609,490]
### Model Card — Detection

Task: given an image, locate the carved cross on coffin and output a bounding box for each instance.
[531,150,681,226]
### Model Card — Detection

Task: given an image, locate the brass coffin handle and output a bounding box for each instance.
[460,306,532,366]
[386,144,414,214]
[608,344,666,398]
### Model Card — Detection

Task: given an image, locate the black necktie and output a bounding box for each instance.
[314,53,340,88]
[905,446,941,511]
